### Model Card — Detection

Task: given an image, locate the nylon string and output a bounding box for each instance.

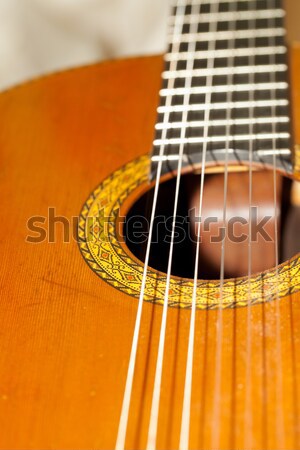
[115,3,187,448]
[146,1,206,448]
[178,1,223,449]
[116,1,287,449]
[211,1,238,448]
[244,2,258,447]
[269,0,285,445]
[244,0,285,447]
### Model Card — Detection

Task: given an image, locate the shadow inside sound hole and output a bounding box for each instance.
[124,172,299,281]
[124,174,228,280]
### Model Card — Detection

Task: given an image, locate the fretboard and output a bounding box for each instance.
[151,0,292,179]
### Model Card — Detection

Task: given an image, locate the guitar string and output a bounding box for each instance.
[244,1,258,447]
[211,1,238,448]
[244,1,286,447]
[269,0,285,445]
[114,3,186,448]
[116,1,287,449]
[178,1,223,448]
[145,2,205,448]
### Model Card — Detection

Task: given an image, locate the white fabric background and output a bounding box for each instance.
[0,0,298,92]
[0,0,169,91]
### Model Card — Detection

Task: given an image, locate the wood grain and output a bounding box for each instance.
[0,49,300,449]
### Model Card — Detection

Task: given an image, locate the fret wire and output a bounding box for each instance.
[160,81,288,96]
[175,0,259,5]
[169,9,285,25]
[257,149,291,156]
[165,46,287,61]
[155,116,289,130]
[158,99,288,113]
[151,149,291,162]
[162,64,287,79]
[168,28,286,43]
[153,132,290,146]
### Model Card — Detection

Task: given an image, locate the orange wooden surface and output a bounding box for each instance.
[0,49,300,449]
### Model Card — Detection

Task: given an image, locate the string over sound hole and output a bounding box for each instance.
[125,171,299,280]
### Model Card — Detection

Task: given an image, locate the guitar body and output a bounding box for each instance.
[1,51,300,450]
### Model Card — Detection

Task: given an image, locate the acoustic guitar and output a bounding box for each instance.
[1,1,300,449]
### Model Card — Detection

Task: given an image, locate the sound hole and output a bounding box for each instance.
[124,171,299,280]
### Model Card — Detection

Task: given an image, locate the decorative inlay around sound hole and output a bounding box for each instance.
[78,155,300,309]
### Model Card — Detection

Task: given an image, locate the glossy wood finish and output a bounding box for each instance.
[0,49,300,450]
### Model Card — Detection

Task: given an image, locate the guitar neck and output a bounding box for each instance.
[151,0,292,179]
